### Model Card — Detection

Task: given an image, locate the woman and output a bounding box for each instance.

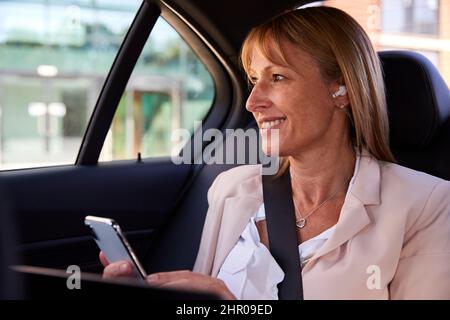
[101,6,450,299]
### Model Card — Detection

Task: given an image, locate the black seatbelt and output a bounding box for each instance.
[262,168,303,300]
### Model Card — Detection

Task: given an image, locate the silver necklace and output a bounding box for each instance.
[293,176,351,229]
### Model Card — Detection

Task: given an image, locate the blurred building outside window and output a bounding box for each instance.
[0,0,142,170]
[325,0,450,86]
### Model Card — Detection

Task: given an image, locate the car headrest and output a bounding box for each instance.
[379,51,450,150]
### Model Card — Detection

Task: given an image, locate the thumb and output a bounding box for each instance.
[99,251,109,267]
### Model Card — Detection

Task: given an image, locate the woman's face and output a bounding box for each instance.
[246,39,346,157]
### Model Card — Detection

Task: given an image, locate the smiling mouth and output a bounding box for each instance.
[261,118,286,129]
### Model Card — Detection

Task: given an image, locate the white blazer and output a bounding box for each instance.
[193,152,450,299]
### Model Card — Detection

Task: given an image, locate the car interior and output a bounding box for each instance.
[0,0,449,299]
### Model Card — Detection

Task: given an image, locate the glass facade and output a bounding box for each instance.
[0,0,141,170]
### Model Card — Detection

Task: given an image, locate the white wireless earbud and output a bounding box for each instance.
[332,85,347,98]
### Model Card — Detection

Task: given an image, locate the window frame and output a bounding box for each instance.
[76,1,160,165]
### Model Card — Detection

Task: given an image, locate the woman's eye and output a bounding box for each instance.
[273,74,285,82]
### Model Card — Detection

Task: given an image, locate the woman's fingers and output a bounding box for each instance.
[155,278,194,290]
[99,251,109,267]
[100,262,236,299]
[146,270,192,284]
[146,271,211,293]
[145,270,236,300]
[99,252,133,279]
[102,260,133,279]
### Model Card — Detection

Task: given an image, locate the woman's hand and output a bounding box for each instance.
[146,270,236,300]
[99,251,133,279]
[99,252,235,299]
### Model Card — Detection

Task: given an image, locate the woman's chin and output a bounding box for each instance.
[261,140,294,158]
[260,130,282,157]
[261,139,279,157]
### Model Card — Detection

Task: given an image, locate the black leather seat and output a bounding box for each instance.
[143,50,450,273]
[380,51,450,179]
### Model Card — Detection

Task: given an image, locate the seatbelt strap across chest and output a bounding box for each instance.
[262,169,304,300]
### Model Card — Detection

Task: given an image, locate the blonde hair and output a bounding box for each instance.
[240,6,395,174]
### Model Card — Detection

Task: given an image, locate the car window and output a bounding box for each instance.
[320,0,450,86]
[99,17,215,162]
[0,0,141,170]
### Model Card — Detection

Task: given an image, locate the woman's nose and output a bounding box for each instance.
[245,83,270,113]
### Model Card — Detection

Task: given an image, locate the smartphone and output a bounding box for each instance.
[84,215,147,280]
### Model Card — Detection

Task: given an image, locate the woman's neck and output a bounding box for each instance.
[288,142,356,206]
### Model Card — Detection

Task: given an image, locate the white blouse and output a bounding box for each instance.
[217,204,335,300]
